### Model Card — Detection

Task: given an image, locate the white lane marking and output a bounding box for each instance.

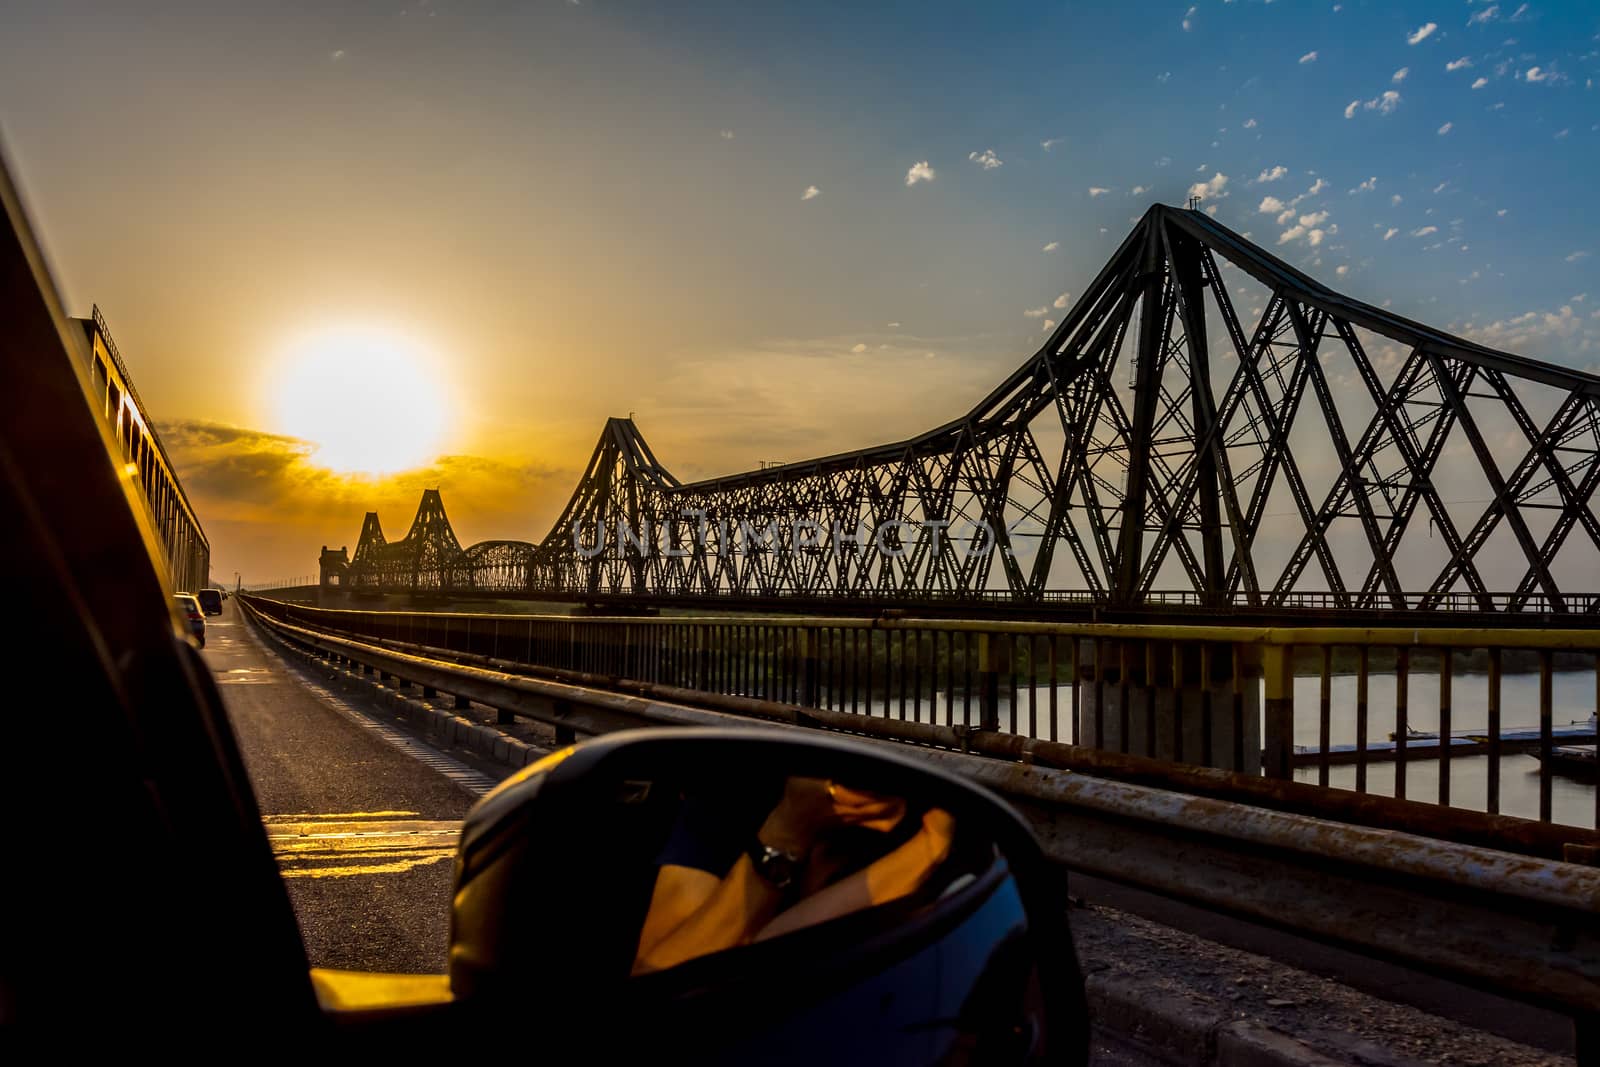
[238,618,499,799]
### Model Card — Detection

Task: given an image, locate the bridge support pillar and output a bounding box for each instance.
[1077,638,1262,775]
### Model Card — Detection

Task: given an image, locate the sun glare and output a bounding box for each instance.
[272,326,452,475]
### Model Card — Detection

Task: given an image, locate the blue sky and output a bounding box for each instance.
[0,0,1596,578]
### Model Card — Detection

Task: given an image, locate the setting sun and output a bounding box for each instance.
[272,326,452,475]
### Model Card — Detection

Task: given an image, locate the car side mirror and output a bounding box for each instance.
[447,727,1087,1064]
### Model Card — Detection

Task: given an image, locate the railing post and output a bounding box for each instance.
[799,628,820,708]
[697,624,710,690]
[1262,643,1294,779]
[553,699,576,747]
[977,632,1008,732]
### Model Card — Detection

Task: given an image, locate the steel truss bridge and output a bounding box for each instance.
[331,205,1600,620]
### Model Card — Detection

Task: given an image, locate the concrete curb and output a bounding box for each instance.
[1086,971,1434,1066]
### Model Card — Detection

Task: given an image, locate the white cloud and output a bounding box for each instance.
[1306,178,1329,196]
[1347,90,1401,117]
[330,49,346,60]
[801,185,821,201]
[1187,172,1230,202]
[1437,122,1453,135]
[1259,195,1286,213]
[1468,5,1498,26]
[1568,251,1592,263]
[1407,22,1438,45]
[1023,306,1050,318]
[1042,319,1056,332]
[1524,66,1562,84]
[1299,51,1319,64]
[1412,225,1439,237]
[1392,67,1410,83]
[1088,186,1112,197]
[1496,209,1507,217]
[1130,185,1148,195]
[1042,241,1060,252]
[1350,176,1378,193]
[1182,5,1197,31]
[1277,209,1296,225]
[905,161,936,186]
[1391,194,1403,205]
[1041,137,1065,152]
[1299,210,1329,227]
[1336,265,1350,276]
[1256,165,1288,183]
[1471,77,1489,89]
[1446,57,1473,72]
[1278,225,1307,245]
[968,148,1003,170]
[1243,118,1258,129]
[1384,227,1399,240]
[1459,305,1594,355]
[719,129,736,140]
[887,322,901,328]
[1053,291,1073,309]
[1308,229,1326,247]
[850,343,867,354]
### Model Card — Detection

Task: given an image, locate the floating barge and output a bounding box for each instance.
[1292,715,1597,767]
[1532,744,1597,782]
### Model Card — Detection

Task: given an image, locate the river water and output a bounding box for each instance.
[840,670,1596,829]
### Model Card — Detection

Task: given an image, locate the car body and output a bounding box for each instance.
[175,593,206,646]
[196,588,223,616]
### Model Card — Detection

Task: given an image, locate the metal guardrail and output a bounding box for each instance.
[260,582,1600,617]
[244,596,1599,830]
[239,596,1600,1021]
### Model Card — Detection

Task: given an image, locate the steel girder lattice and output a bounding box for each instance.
[343,206,1600,616]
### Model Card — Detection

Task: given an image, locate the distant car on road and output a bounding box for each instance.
[175,593,206,647]
[196,588,223,616]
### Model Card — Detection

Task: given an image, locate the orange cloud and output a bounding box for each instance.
[159,419,577,582]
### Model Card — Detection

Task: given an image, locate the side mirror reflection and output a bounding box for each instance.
[632,775,967,975]
[448,728,1088,1064]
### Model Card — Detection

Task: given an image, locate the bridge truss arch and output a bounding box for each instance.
[344,206,1600,618]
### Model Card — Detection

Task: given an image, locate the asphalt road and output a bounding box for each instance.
[202,599,483,975]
